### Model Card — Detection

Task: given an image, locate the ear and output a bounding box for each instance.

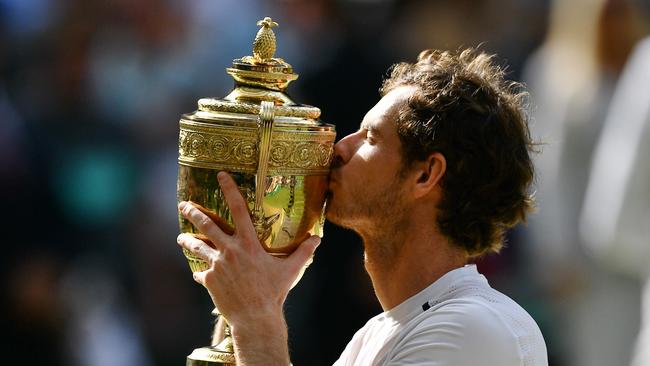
[412,152,446,199]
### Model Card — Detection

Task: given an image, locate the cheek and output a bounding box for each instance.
[350,144,375,163]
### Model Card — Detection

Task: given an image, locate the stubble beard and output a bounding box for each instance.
[326,174,410,266]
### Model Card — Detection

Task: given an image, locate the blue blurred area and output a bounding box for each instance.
[52,146,136,226]
[1,1,649,365]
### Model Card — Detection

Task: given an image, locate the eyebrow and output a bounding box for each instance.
[360,122,381,137]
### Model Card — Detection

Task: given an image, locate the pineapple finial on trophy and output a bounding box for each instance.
[253,16,279,61]
[225,16,297,91]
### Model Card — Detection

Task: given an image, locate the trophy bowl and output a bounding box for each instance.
[176,17,335,366]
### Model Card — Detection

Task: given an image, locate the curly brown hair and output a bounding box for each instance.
[381,48,536,257]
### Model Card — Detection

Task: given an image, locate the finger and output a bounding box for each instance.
[179,201,229,246]
[192,270,209,286]
[217,172,257,240]
[177,233,218,265]
[192,271,222,311]
[286,235,321,272]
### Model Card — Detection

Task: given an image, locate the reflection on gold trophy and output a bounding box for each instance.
[176,17,336,366]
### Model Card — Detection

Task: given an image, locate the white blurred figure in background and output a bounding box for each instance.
[580,35,650,366]
[60,258,153,366]
[522,0,649,365]
[522,0,604,286]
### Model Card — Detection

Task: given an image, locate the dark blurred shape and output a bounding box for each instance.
[1,252,66,366]
[596,0,649,75]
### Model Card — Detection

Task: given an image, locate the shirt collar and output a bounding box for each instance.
[382,264,487,324]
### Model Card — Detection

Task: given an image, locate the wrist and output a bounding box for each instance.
[227,301,284,326]
[229,309,289,366]
[229,306,286,340]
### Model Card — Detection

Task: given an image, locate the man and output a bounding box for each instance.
[177,48,548,365]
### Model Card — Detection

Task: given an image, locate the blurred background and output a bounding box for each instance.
[1,0,649,365]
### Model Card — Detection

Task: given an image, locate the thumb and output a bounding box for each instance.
[287,235,321,270]
[192,270,208,287]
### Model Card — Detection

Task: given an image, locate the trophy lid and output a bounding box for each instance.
[227,16,297,91]
[195,17,321,122]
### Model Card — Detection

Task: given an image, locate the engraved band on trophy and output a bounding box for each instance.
[176,17,336,366]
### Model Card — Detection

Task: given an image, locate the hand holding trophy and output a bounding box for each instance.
[177,173,321,365]
[176,17,335,366]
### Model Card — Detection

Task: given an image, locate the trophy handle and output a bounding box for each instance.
[253,101,276,239]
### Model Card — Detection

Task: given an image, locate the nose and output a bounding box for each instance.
[332,130,363,167]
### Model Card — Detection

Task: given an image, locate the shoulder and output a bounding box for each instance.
[386,289,548,366]
[334,312,386,364]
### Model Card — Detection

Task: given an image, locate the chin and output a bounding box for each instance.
[325,202,355,230]
[324,199,338,222]
[324,198,344,225]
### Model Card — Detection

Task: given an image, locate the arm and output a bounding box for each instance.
[177,171,320,365]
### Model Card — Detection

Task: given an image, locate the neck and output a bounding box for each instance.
[359,214,468,311]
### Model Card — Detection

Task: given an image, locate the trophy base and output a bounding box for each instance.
[186,345,236,366]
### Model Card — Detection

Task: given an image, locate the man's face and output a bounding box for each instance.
[326,86,416,233]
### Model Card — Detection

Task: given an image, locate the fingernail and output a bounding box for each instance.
[217,171,228,183]
[178,201,187,211]
[176,234,184,244]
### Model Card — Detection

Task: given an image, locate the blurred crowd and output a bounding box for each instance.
[0,0,648,365]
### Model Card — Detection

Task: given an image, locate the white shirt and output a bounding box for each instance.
[333,265,548,366]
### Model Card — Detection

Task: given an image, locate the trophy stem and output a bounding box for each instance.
[186,314,236,366]
[218,322,235,353]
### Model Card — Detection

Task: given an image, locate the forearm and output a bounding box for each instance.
[229,309,290,366]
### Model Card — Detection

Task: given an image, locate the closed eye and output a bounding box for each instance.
[367,127,382,144]
[366,131,376,145]
[359,123,380,144]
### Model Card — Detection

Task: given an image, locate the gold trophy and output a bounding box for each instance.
[176,17,336,365]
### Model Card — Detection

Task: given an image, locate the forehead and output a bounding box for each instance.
[362,86,416,129]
